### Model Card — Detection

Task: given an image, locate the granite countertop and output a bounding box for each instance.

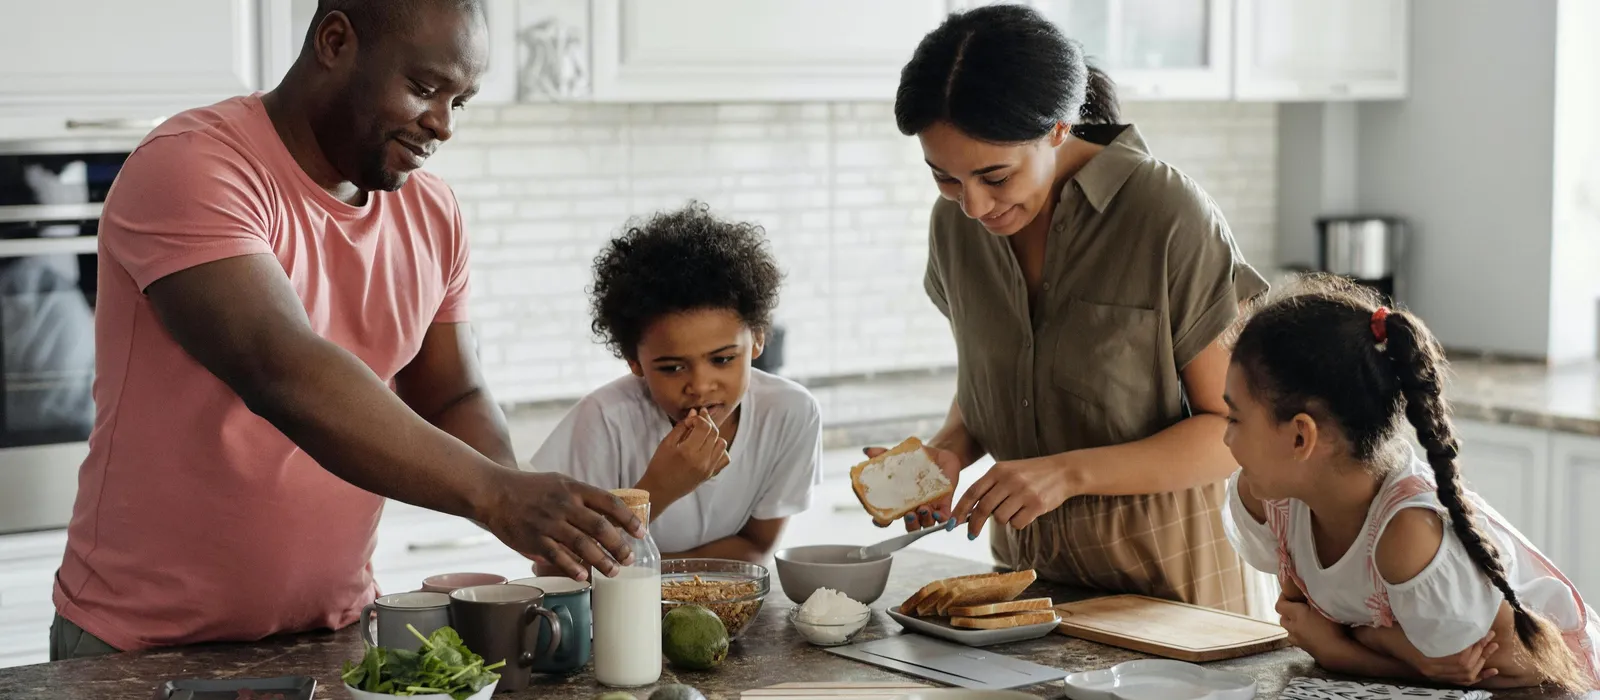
[1444,357,1600,436]
[1,550,1581,700]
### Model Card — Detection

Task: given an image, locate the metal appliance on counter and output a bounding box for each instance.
[0,136,138,534]
[1315,215,1407,305]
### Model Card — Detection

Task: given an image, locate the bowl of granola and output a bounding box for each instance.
[660,558,770,641]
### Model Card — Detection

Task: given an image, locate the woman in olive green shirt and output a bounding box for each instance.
[879,4,1268,612]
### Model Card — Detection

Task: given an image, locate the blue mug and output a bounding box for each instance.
[509,576,592,674]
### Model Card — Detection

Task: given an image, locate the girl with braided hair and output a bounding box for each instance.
[1221,274,1599,692]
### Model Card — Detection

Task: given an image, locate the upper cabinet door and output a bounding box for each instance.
[0,0,259,113]
[260,0,518,104]
[1024,0,1233,101]
[1234,0,1409,101]
[590,0,960,103]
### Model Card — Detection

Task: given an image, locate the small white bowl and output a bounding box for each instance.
[345,681,497,700]
[788,607,872,647]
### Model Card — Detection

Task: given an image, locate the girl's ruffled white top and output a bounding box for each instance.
[1223,450,1599,684]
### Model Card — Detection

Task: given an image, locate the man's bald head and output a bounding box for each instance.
[304,0,485,53]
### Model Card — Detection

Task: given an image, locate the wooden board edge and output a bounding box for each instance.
[1054,621,1291,662]
[1054,594,1286,624]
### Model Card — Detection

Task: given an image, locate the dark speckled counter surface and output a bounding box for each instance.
[1,551,1582,700]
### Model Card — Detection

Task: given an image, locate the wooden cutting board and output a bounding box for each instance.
[1053,594,1289,662]
[742,681,932,698]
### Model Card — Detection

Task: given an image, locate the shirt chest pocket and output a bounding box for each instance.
[1050,298,1163,421]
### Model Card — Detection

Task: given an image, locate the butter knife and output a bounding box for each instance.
[849,518,958,560]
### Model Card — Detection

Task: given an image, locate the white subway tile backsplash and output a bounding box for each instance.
[428,100,1277,403]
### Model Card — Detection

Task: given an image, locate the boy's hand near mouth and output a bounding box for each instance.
[636,407,731,516]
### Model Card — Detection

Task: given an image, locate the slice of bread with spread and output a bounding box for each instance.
[850,437,954,527]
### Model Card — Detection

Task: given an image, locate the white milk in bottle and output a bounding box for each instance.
[592,488,662,688]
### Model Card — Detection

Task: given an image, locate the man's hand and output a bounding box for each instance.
[481,469,644,581]
[861,445,965,531]
[638,409,729,509]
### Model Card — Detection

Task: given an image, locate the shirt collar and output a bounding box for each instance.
[1067,124,1149,212]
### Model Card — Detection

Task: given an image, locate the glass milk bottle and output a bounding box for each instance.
[592,488,662,688]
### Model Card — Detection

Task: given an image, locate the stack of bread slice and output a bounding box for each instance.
[894,569,1057,629]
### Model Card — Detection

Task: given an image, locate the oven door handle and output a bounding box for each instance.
[0,236,99,259]
[64,117,165,131]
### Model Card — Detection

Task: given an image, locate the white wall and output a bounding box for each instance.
[1548,0,1600,363]
[426,101,1280,404]
[1352,0,1557,358]
[1275,102,1358,269]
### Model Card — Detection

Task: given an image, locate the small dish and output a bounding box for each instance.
[789,607,872,646]
[1061,659,1256,700]
[345,681,497,700]
[886,608,1058,648]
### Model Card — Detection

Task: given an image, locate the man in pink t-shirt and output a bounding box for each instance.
[49,0,642,658]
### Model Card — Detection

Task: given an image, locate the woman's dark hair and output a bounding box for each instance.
[894,3,1121,142]
[1231,274,1589,692]
[589,201,783,361]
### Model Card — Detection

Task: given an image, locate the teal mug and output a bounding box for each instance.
[509,576,592,674]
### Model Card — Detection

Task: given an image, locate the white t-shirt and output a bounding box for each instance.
[1223,452,1597,659]
[527,369,823,554]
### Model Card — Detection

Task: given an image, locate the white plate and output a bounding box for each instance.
[885,608,1059,647]
[345,681,497,700]
[1062,660,1256,700]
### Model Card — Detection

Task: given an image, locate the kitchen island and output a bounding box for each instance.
[0,550,1580,699]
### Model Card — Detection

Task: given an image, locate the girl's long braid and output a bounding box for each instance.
[1383,311,1590,692]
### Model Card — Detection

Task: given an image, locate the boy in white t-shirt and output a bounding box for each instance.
[527,202,823,562]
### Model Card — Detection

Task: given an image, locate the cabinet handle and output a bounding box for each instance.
[407,533,496,552]
[64,117,165,131]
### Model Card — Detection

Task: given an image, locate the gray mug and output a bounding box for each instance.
[510,576,593,674]
[359,591,452,651]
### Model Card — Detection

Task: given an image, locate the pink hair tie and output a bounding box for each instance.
[1371,307,1390,346]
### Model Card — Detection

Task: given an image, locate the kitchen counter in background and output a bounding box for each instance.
[3,549,1581,700]
[507,356,1600,455]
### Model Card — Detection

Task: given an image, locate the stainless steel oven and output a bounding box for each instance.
[0,137,137,534]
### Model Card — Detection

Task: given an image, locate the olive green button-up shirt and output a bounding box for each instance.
[925,124,1269,611]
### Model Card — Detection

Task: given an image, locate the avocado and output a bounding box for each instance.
[661,605,729,671]
[648,684,707,700]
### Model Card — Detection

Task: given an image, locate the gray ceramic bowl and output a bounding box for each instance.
[773,545,894,605]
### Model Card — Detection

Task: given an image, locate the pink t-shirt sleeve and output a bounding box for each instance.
[101,132,274,291]
[433,186,471,324]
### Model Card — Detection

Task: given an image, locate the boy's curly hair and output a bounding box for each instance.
[589,202,784,361]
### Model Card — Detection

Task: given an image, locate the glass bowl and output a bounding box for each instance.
[788,607,872,647]
[660,558,770,641]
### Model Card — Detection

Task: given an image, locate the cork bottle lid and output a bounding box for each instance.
[611,488,652,522]
[610,488,650,508]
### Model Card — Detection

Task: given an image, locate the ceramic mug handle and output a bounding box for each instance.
[523,604,562,664]
[358,604,378,647]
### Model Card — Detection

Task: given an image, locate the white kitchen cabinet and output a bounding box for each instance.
[1453,420,1552,551]
[589,0,960,103]
[1548,434,1600,599]
[1233,0,1408,101]
[1024,0,1233,101]
[0,529,67,669]
[259,0,519,103]
[0,0,259,122]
